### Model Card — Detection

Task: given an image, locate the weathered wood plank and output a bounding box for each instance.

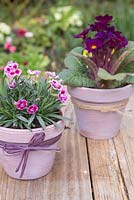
[0,102,93,200]
[87,138,129,200]
[113,96,134,200]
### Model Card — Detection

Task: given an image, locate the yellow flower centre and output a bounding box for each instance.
[91,45,97,49]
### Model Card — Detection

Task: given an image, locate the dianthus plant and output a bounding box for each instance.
[60,15,134,89]
[0,61,68,129]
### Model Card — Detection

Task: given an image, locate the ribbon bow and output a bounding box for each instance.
[0,132,61,178]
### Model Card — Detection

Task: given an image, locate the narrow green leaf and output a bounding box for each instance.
[28,114,35,126]
[46,113,70,121]
[16,115,28,123]
[44,117,61,128]
[36,115,46,129]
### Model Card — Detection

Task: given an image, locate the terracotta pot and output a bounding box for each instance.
[68,85,133,140]
[0,120,64,180]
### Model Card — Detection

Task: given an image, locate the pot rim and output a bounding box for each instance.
[0,120,63,134]
[68,84,133,103]
[68,84,132,92]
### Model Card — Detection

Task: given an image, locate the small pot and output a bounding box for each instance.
[68,85,133,140]
[0,120,64,180]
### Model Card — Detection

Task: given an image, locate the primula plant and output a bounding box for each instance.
[59,14,134,89]
[0,61,67,129]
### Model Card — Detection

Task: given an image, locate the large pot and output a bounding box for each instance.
[0,120,64,180]
[68,85,133,140]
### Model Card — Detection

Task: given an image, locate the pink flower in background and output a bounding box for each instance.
[27,69,41,76]
[46,71,59,79]
[14,99,28,110]
[15,28,27,37]
[23,61,28,66]
[4,61,22,79]
[8,80,16,89]
[4,42,16,53]
[50,79,62,90]
[4,42,11,50]
[0,66,4,71]
[58,89,68,103]
[9,46,16,53]
[27,104,38,114]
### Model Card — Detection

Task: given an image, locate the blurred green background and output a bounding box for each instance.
[0,0,133,74]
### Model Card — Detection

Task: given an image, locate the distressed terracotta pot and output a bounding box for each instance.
[0,120,64,180]
[68,85,133,140]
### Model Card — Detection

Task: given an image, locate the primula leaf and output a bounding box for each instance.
[59,69,96,87]
[70,47,83,54]
[98,68,127,81]
[118,41,134,73]
[59,48,96,88]
[125,75,134,84]
[64,55,82,71]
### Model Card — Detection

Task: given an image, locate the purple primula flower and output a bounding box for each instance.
[4,61,22,79]
[50,79,62,90]
[27,104,38,114]
[8,80,16,89]
[58,89,68,103]
[84,38,103,52]
[73,28,90,39]
[114,31,128,48]
[95,14,113,24]
[73,15,128,72]
[90,22,108,32]
[14,99,28,110]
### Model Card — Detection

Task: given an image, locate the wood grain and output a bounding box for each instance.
[0,102,93,200]
[113,96,134,200]
[86,97,134,200]
[87,138,129,200]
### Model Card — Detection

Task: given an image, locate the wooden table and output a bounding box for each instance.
[0,97,134,200]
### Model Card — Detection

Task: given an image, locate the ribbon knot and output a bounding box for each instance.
[1,132,62,178]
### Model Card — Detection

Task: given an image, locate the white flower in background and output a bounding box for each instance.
[6,36,12,43]
[54,12,62,21]
[44,19,49,25]
[57,6,72,13]
[0,23,11,35]
[0,33,4,42]
[68,12,83,27]
[24,32,34,38]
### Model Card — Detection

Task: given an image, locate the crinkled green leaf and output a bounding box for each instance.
[125,75,134,84]
[64,55,82,70]
[98,68,127,81]
[70,47,83,54]
[119,41,134,73]
[59,69,96,87]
